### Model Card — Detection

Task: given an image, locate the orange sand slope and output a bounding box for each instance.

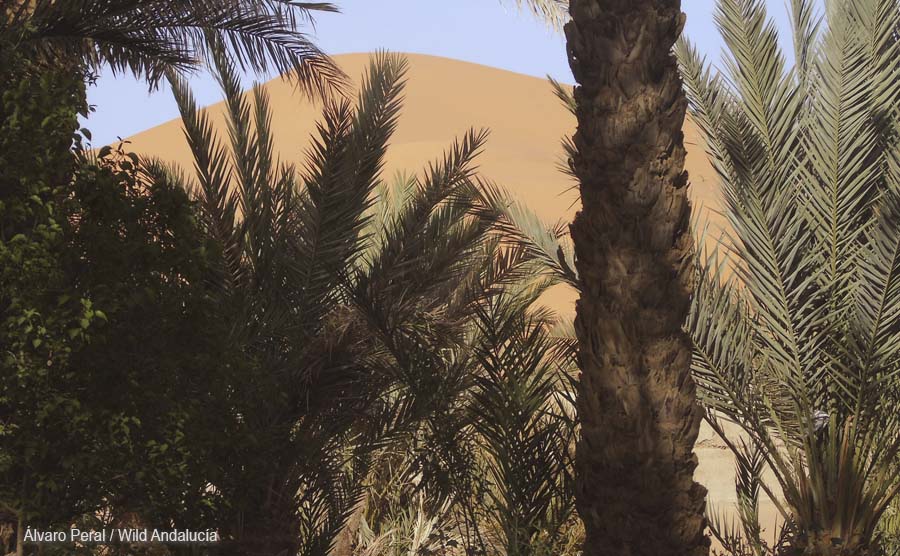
[125,52,775,533]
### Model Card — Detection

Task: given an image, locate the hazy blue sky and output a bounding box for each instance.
[83,1,798,146]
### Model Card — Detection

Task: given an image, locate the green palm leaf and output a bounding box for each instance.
[296,52,408,315]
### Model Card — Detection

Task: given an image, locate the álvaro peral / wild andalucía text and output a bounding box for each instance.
[23,527,220,545]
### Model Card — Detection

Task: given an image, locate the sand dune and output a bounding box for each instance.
[123,52,775,537]
[125,53,731,318]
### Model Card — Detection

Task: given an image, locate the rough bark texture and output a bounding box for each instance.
[564,2,708,555]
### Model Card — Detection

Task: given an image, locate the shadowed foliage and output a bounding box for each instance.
[344,265,580,556]
[1,41,229,552]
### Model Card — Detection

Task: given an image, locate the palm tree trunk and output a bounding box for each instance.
[563,2,708,555]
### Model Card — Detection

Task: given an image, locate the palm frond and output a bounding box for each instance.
[157,49,578,556]
[716,0,804,202]
[357,171,418,268]
[802,0,883,316]
[789,0,821,92]
[547,76,578,183]
[138,155,191,191]
[850,0,900,128]
[466,290,576,555]
[705,437,776,556]
[850,159,900,420]
[360,128,490,307]
[686,245,758,426]
[547,76,575,116]
[682,7,829,422]
[296,52,408,316]
[4,0,346,94]
[167,69,245,289]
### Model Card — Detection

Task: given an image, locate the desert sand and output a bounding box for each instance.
[123,52,780,539]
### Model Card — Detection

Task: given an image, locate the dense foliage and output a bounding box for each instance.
[9,0,900,555]
[0,40,96,541]
[144,46,583,555]
[2,9,582,549]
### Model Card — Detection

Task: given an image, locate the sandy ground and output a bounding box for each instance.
[123,52,781,539]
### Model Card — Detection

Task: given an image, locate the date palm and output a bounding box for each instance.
[562,1,709,555]
[484,3,708,552]
[464,285,578,556]
[154,45,557,554]
[680,0,900,554]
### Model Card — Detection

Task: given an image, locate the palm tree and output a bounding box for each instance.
[680,0,900,553]
[154,47,561,555]
[0,0,344,95]
[562,1,709,555]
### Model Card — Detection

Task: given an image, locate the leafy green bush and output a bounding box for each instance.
[1,45,227,551]
[1,42,99,539]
